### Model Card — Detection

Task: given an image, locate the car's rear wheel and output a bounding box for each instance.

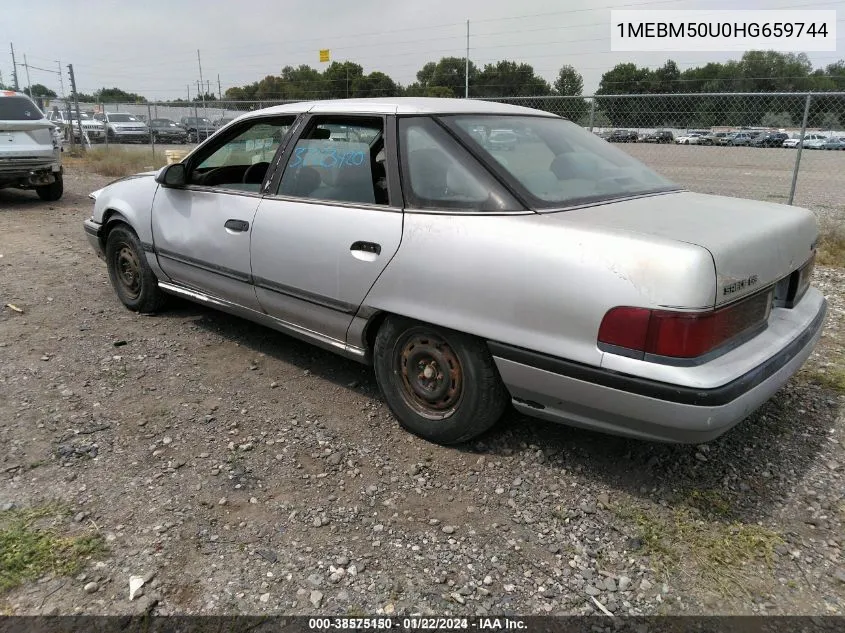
[105,225,164,313]
[36,173,63,201]
[373,316,509,445]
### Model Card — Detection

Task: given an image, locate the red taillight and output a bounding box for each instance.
[598,291,771,359]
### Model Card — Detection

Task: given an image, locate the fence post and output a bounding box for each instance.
[788,93,812,206]
[148,102,155,158]
[588,97,596,132]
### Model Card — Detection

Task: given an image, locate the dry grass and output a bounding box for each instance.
[804,366,845,393]
[817,220,845,268]
[614,497,782,596]
[64,147,168,178]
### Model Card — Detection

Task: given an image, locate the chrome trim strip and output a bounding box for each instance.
[157,281,366,360]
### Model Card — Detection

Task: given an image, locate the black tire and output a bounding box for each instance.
[373,316,509,445]
[36,173,63,201]
[105,224,165,313]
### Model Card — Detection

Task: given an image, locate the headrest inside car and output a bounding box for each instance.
[312,128,331,140]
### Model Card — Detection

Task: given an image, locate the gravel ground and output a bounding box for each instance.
[0,168,843,617]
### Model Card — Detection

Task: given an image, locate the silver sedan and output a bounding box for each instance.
[83,98,826,445]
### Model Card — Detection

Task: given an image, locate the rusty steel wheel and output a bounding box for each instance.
[105,224,165,313]
[396,330,463,420]
[373,316,510,445]
[114,243,142,300]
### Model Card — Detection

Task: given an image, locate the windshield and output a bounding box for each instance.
[108,113,139,122]
[447,115,678,208]
[0,96,43,120]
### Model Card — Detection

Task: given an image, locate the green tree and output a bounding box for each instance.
[552,65,587,121]
[351,71,400,98]
[29,83,57,98]
[760,111,794,127]
[473,60,551,97]
[323,61,364,98]
[96,87,147,103]
[554,65,583,96]
[415,57,478,96]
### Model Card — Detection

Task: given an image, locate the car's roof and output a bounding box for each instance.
[247,97,559,118]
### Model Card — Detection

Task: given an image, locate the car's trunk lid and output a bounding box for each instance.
[554,191,818,307]
[0,120,56,158]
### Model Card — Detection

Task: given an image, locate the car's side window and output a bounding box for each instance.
[398,117,521,212]
[276,117,388,206]
[188,117,295,191]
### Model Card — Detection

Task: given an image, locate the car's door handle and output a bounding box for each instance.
[224,219,249,232]
[350,241,381,255]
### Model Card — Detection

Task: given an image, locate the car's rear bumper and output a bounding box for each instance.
[488,295,827,443]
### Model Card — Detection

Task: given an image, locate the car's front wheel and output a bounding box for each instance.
[373,316,509,445]
[36,173,63,201]
[105,225,165,313]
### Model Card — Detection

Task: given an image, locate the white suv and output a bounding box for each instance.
[46,108,105,142]
[0,91,63,201]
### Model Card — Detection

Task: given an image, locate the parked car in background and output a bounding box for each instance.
[821,136,845,150]
[180,116,216,143]
[643,130,674,144]
[213,117,235,129]
[94,112,150,143]
[727,132,754,146]
[82,97,826,446]
[607,129,638,142]
[0,91,63,200]
[750,132,789,148]
[675,132,704,145]
[802,134,829,150]
[46,109,105,142]
[782,136,802,148]
[149,118,188,144]
[701,131,729,145]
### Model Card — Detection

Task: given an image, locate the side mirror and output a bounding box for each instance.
[156,163,187,187]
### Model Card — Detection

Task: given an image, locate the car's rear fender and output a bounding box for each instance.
[362,208,716,370]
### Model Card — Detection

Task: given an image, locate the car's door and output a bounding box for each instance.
[151,115,297,310]
[250,114,403,345]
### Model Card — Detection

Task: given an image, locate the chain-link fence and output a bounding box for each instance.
[485,92,845,218]
[45,92,845,217]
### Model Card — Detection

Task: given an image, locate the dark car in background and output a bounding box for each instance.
[213,117,235,129]
[643,130,674,144]
[149,118,188,143]
[750,132,789,148]
[180,116,215,143]
[608,129,638,143]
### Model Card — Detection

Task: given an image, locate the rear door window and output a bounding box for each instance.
[277,117,389,206]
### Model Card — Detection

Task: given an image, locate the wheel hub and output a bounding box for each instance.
[398,333,462,417]
[115,245,141,299]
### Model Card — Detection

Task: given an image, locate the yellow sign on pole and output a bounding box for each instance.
[319,49,330,63]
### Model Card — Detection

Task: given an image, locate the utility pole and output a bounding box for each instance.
[217,74,221,100]
[10,43,19,90]
[68,64,84,151]
[23,54,32,98]
[197,49,206,119]
[465,20,470,99]
[187,84,190,101]
[56,59,65,98]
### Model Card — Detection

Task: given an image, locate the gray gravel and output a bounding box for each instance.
[0,169,842,616]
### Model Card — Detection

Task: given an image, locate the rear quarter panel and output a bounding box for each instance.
[364,211,716,366]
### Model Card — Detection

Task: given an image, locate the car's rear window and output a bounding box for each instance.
[0,96,43,121]
[446,115,678,208]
